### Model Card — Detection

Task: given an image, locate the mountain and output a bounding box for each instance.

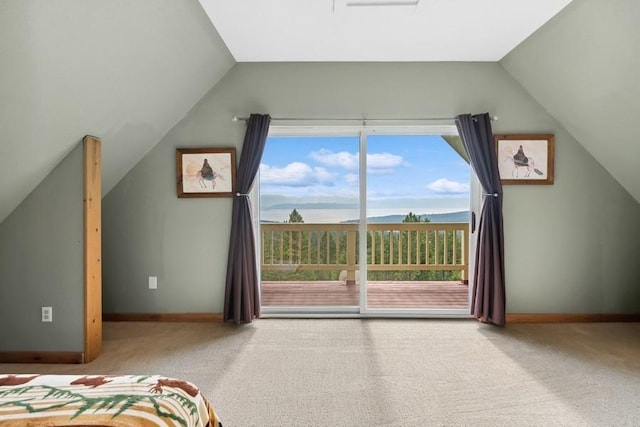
[267,202,359,210]
[341,211,470,224]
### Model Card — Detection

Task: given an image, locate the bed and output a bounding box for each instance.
[0,374,221,426]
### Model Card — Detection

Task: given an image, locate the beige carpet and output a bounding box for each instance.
[2,320,640,426]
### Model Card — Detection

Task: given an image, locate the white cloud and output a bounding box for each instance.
[310,149,359,170]
[427,178,470,194]
[367,152,403,169]
[344,173,359,184]
[314,168,333,183]
[310,149,403,172]
[260,162,333,187]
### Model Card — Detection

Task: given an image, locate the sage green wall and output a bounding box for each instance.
[501,0,640,204]
[102,62,640,315]
[0,142,84,351]
[0,0,235,225]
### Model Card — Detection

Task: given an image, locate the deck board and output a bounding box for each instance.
[261,281,468,309]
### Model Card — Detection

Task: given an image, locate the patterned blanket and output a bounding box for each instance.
[0,374,221,426]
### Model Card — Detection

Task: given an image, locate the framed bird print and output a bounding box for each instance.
[176,147,236,197]
[494,134,554,185]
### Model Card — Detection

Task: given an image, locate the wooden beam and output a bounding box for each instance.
[83,136,102,362]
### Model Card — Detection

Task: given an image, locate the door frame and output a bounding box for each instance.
[260,124,473,318]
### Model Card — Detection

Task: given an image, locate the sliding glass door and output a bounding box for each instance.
[259,127,471,317]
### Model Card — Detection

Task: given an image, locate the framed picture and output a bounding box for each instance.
[494,134,555,185]
[176,147,236,197]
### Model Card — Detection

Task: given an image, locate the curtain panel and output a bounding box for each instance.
[455,113,506,326]
[224,114,271,324]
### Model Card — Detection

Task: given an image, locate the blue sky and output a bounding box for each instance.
[259,134,470,217]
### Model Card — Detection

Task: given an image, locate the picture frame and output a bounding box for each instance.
[494,134,555,185]
[176,147,236,197]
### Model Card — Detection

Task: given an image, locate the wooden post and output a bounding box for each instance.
[462,224,469,284]
[346,230,356,285]
[83,136,102,363]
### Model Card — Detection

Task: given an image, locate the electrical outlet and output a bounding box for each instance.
[42,306,53,322]
[148,276,158,289]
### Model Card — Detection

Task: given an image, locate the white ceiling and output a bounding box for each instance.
[199,0,573,62]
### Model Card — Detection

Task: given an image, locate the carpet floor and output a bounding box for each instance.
[2,320,640,426]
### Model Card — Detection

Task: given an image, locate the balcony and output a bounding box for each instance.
[260,222,469,309]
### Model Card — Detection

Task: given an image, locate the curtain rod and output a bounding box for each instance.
[232,115,498,123]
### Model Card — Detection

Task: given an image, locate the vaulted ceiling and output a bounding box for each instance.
[1,0,638,225]
[0,0,234,223]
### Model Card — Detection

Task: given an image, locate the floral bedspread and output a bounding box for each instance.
[0,374,221,426]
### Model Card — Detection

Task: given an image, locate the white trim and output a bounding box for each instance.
[359,130,368,311]
[267,124,458,136]
[260,309,471,319]
[363,125,458,135]
[268,126,361,136]
[261,306,359,316]
[251,176,262,305]
[468,170,482,308]
[360,308,471,318]
[259,124,472,318]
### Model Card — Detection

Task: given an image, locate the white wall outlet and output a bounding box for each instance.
[41,306,53,322]
[148,276,158,289]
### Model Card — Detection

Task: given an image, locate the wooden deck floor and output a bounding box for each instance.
[261,281,469,309]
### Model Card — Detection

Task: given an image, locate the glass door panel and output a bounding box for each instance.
[364,134,470,311]
[259,134,361,312]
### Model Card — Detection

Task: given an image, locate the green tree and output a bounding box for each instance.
[402,211,419,223]
[282,208,305,269]
[398,211,429,280]
[402,211,430,223]
[287,208,304,223]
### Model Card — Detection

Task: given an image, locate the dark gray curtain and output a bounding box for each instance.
[455,113,506,326]
[224,114,271,324]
